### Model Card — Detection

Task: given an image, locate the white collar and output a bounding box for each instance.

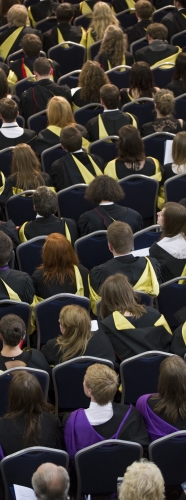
[84,401,113,425]
[36,214,43,218]
[99,202,114,205]
[114,252,132,258]
[2,122,19,127]
[70,148,83,154]
[103,109,119,112]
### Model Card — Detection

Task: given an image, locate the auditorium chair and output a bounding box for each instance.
[164,173,186,203]
[106,65,131,88]
[122,98,154,128]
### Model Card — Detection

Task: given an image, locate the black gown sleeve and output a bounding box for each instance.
[118,406,150,447]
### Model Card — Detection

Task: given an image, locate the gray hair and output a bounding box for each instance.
[33,186,57,218]
[32,463,70,500]
[119,460,165,500]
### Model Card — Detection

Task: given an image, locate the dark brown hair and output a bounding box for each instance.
[135,0,154,19]
[153,356,186,423]
[100,273,146,319]
[33,57,51,76]
[56,3,74,22]
[39,233,79,285]
[146,23,168,40]
[129,61,155,98]
[85,175,124,204]
[100,84,120,109]
[60,125,82,152]
[0,314,25,347]
[0,231,13,266]
[117,125,145,163]
[107,221,133,254]
[0,98,18,122]
[78,61,109,102]
[11,144,44,191]
[21,34,42,57]
[161,202,186,239]
[172,53,186,91]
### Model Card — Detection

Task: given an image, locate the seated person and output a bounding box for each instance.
[32,233,89,299]
[0,98,36,151]
[141,89,186,137]
[163,132,186,182]
[49,125,104,191]
[112,0,135,13]
[99,273,172,361]
[0,0,21,28]
[149,202,186,281]
[171,321,186,357]
[0,4,42,62]
[0,231,35,303]
[86,84,137,143]
[8,34,61,91]
[136,356,186,440]
[72,60,109,112]
[166,53,186,97]
[19,58,71,124]
[105,125,162,181]
[18,186,78,245]
[75,0,111,16]
[135,23,181,68]
[28,0,59,27]
[63,363,149,459]
[41,304,115,365]
[120,61,159,106]
[0,314,51,373]
[162,0,186,42]
[78,175,143,236]
[125,0,153,46]
[89,221,160,314]
[119,461,165,500]
[95,25,133,71]
[86,2,119,48]
[43,3,86,53]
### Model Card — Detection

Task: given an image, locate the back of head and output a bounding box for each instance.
[107,221,133,254]
[33,57,51,78]
[33,186,57,218]
[162,201,186,237]
[119,459,165,500]
[0,231,13,266]
[154,89,174,116]
[78,60,109,102]
[129,61,155,96]
[0,97,18,122]
[32,463,70,500]
[100,273,146,319]
[47,96,74,128]
[7,4,28,27]
[178,0,186,7]
[84,363,118,405]
[41,233,79,284]
[172,131,186,167]
[99,25,127,68]
[179,198,186,208]
[100,84,120,109]
[91,1,119,40]
[21,34,42,58]
[57,304,91,362]
[118,124,145,163]
[0,68,8,100]
[11,143,43,191]
[173,53,186,87]
[0,314,25,347]
[146,23,168,41]
[155,356,186,423]
[60,124,82,152]
[6,371,44,416]
[85,175,124,204]
[135,0,154,19]
[56,3,74,22]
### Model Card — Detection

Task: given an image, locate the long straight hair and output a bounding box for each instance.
[152,356,186,423]
[10,144,44,190]
[57,305,92,362]
[39,233,79,285]
[100,274,146,319]
[161,202,186,239]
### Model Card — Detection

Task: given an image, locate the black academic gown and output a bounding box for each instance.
[166,79,186,97]
[0,128,37,151]
[95,51,134,71]
[35,123,88,157]
[0,26,42,62]
[162,9,186,42]
[149,242,186,282]
[49,151,104,191]
[140,118,186,137]
[32,264,89,299]
[28,0,59,27]
[86,110,136,143]
[120,88,156,106]
[125,20,152,45]
[0,348,51,375]
[135,41,179,67]
[0,267,35,304]
[104,157,158,179]
[78,203,143,236]
[171,322,186,357]
[18,214,78,246]
[9,56,61,85]
[43,22,84,52]
[100,308,172,361]
[162,163,177,182]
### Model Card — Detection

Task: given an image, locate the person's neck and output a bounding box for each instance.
[1,344,22,357]
[2,120,17,125]
[156,110,170,119]
[37,75,50,81]
[112,250,129,257]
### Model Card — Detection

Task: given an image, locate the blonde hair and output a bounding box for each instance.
[47,96,75,128]
[154,89,174,117]
[84,364,118,405]
[7,4,28,26]
[99,25,127,68]
[172,131,186,172]
[119,460,165,500]
[11,144,44,190]
[57,305,91,362]
[89,2,119,41]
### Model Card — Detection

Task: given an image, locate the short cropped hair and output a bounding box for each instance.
[0,98,18,122]
[0,231,13,266]
[33,186,57,218]
[84,364,118,405]
[60,125,82,152]
[7,4,28,27]
[119,460,165,500]
[85,175,124,204]
[100,84,120,109]
[32,463,70,500]
[107,221,133,254]
[22,34,42,57]
[146,23,168,40]
[0,314,26,347]
[33,58,51,77]
[56,3,74,22]
[135,0,154,19]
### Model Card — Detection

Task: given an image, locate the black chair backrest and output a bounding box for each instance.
[74,14,92,29]
[164,173,186,202]
[27,110,47,134]
[152,5,175,22]
[89,137,118,164]
[57,184,95,222]
[6,191,35,226]
[74,231,110,270]
[149,431,186,487]
[74,104,104,127]
[175,93,186,121]
[35,16,57,32]
[58,70,81,89]
[106,66,131,88]
[116,8,137,28]
[171,29,186,46]
[41,145,67,173]
[158,279,186,330]
[15,77,36,99]
[16,236,46,276]
[48,43,86,76]
[152,64,175,88]
[142,132,175,164]
[122,98,154,128]
[0,147,14,177]
[118,175,158,222]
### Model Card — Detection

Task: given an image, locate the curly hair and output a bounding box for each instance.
[129,61,155,98]
[119,460,165,500]
[85,175,124,204]
[154,89,174,116]
[78,60,109,102]
[89,2,119,41]
[98,25,128,68]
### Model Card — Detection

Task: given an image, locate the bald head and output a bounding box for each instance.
[32,463,70,500]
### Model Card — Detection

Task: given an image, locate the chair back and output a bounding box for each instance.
[152,62,175,88]
[24,0,38,6]
[74,13,92,29]
[35,294,90,348]
[41,144,66,173]
[16,236,46,276]
[116,8,137,28]
[0,24,8,34]
[74,231,110,270]
[7,49,46,66]
[0,300,31,346]
[122,98,154,128]
[74,103,104,127]
[58,70,81,89]
[106,65,131,88]
[75,439,143,500]
[149,431,186,486]
[120,351,173,405]
[0,147,14,177]
[130,37,147,57]
[48,42,86,76]
[158,277,186,329]
[89,136,118,164]
[35,16,57,33]
[133,225,162,250]
[14,76,36,100]
[1,447,69,500]
[175,93,186,121]
[88,40,101,60]
[52,357,114,412]
[142,132,175,164]
[171,29,186,46]
[57,184,95,222]
[164,173,186,202]
[152,5,175,22]
[118,175,159,223]
[27,110,47,134]
[5,190,35,226]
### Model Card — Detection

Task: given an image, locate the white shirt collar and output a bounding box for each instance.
[2,122,19,127]
[114,252,132,258]
[84,401,113,425]
[70,148,83,154]
[36,214,43,218]
[103,109,119,113]
[99,202,114,205]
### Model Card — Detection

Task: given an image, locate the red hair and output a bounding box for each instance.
[39,233,79,285]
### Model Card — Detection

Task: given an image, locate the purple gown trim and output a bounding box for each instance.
[64,404,132,459]
[136,394,178,441]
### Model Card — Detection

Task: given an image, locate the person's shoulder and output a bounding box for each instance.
[42,411,60,424]
[23,128,37,138]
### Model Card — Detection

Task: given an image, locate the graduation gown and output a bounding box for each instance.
[104,157,162,182]
[125,20,152,45]
[78,203,143,236]
[112,0,135,13]
[0,348,51,374]
[140,118,186,137]
[72,88,100,112]
[162,9,186,42]
[4,172,49,200]
[95,51,134,71]
[8,56,61,90]
[135,42,181,67]
[0,127,37,151]
[28,0,59,27]
[162,163,177,182]
[0,267,35,304]
[49,151,104,191]
[136,394,180,441]
[18,214,78,246]
[32,264,89,299]
[166,79,186,98]
[89,255,160,314]
[35,124,90,157]
[63,403,149,459]
[100,308,172,361]
[149,242,186,282]
[43,22,86,53]
[86,110,137,143]
[120,88,156,106]
[171,322,186,357]
[0,26,42,62]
